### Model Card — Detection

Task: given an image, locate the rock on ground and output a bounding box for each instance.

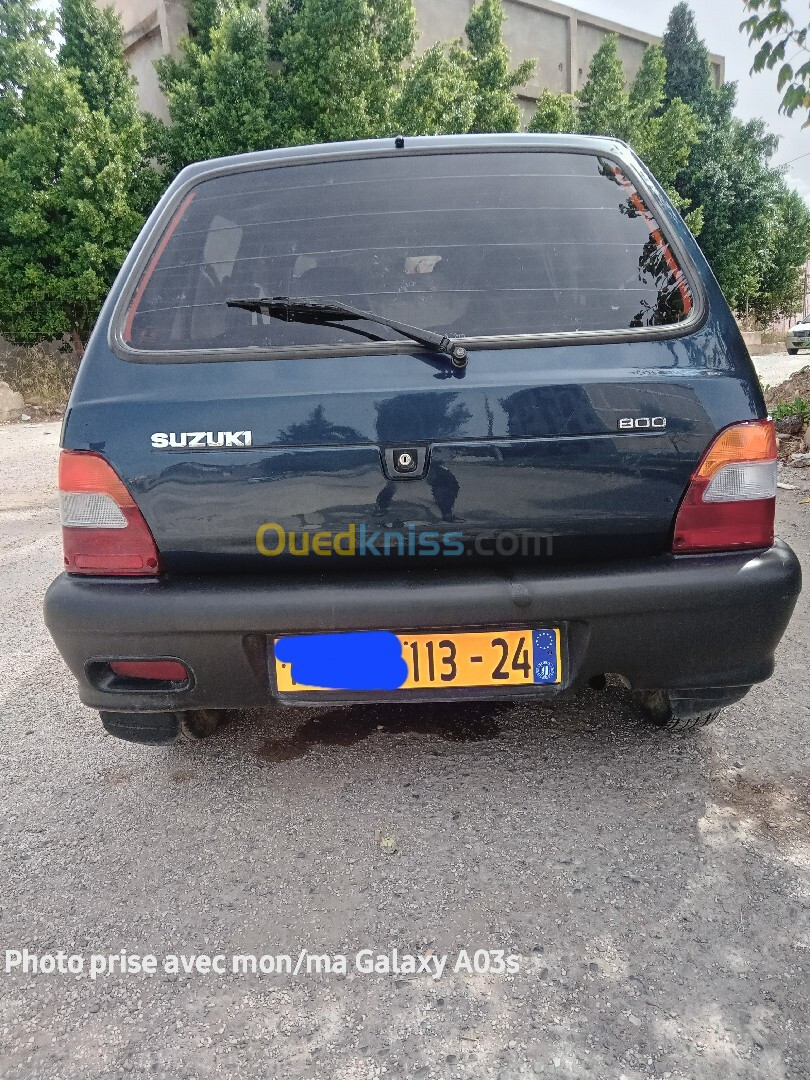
[0,380,24,422]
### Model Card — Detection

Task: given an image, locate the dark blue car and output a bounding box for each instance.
[44,134,802,744]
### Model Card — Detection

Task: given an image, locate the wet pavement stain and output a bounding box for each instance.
[99,768,134,786]
[256,701,502,763]
[169,768,199,783]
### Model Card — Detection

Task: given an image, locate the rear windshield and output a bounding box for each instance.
[120,151,694,354]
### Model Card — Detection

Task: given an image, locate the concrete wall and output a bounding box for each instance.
[113,0,188,120]
[107,0,724,120]
[412,0,724,104]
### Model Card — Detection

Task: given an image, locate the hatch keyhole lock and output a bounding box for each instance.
[382,447,429,480]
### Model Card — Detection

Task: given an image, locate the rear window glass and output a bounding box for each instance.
[121,151,694,354]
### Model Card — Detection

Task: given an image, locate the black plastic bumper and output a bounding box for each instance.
[43,542,802,713]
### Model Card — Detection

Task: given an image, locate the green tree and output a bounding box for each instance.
[628,39,666,121]
[741,0,810,125]
[661,2,737,127]
[626,45,700,224]
[58,0,159,212]
[454,0,533,132]
[394,43,476,135]
[59,0,134,119]
[577,34,628,137]
[675,113,787,312]
[751,187,810,323]
[265,0,416,145]
[157,0,423,165]
[0,0,53,92]
[662,3,810,320]
[156,1,274,172]
[0,68,149,354]
[0,0,160,353]
[0,0,55,134]
[156,0,534,169]
[661,2,713,110]
[186,0,233,48]
[528,38,700,225]
[526,89,576,133]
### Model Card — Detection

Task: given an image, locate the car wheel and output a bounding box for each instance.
[638,689,721,731]
[788,348,798,355]
[180,709,225,741]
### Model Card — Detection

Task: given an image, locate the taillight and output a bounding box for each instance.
[672,420,777,554]
[59,450,162,576]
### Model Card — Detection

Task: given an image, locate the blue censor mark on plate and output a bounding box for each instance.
[532,629,558,684]
[275,630,408,691]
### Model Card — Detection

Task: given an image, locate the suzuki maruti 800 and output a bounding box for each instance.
[44,135,802,744]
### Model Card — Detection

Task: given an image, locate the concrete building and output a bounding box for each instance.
[111,0,724,122]
[115,0,187,121]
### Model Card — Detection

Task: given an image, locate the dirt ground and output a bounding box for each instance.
[0,424,807,1080]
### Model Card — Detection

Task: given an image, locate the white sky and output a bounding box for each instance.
[38,0,809,199]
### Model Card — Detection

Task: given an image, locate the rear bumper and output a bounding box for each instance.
[44,542,802,713]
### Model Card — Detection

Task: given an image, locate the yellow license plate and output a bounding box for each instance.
[274,628,561,693]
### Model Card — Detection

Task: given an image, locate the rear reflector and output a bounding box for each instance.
[110,660,188,681]
[672,420,777,554]
[59,451,162,576]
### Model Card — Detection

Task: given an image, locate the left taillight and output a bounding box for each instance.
[59,450,162,576]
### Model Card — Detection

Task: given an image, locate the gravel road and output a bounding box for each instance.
[750,352,809,388]
[0,422,808,1080]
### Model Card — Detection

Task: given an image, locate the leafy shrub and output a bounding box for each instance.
[772,395,810,424]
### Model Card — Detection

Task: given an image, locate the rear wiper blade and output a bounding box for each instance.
[226,295,468,369]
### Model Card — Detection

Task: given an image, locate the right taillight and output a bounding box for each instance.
[672,420,777,554]
[59,450,162,576]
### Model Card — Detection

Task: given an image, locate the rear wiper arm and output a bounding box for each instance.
[226,295,468,369]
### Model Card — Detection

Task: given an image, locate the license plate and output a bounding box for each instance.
[274,628,561,693]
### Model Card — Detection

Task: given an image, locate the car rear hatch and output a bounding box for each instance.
[64,139,764,574]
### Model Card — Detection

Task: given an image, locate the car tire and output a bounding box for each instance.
[638,689,721,731]
[788,348,798,355]
[100,709,225,744]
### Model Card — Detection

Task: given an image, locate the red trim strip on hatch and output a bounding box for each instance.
[123,191,196,344]
[611,168,692,317]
